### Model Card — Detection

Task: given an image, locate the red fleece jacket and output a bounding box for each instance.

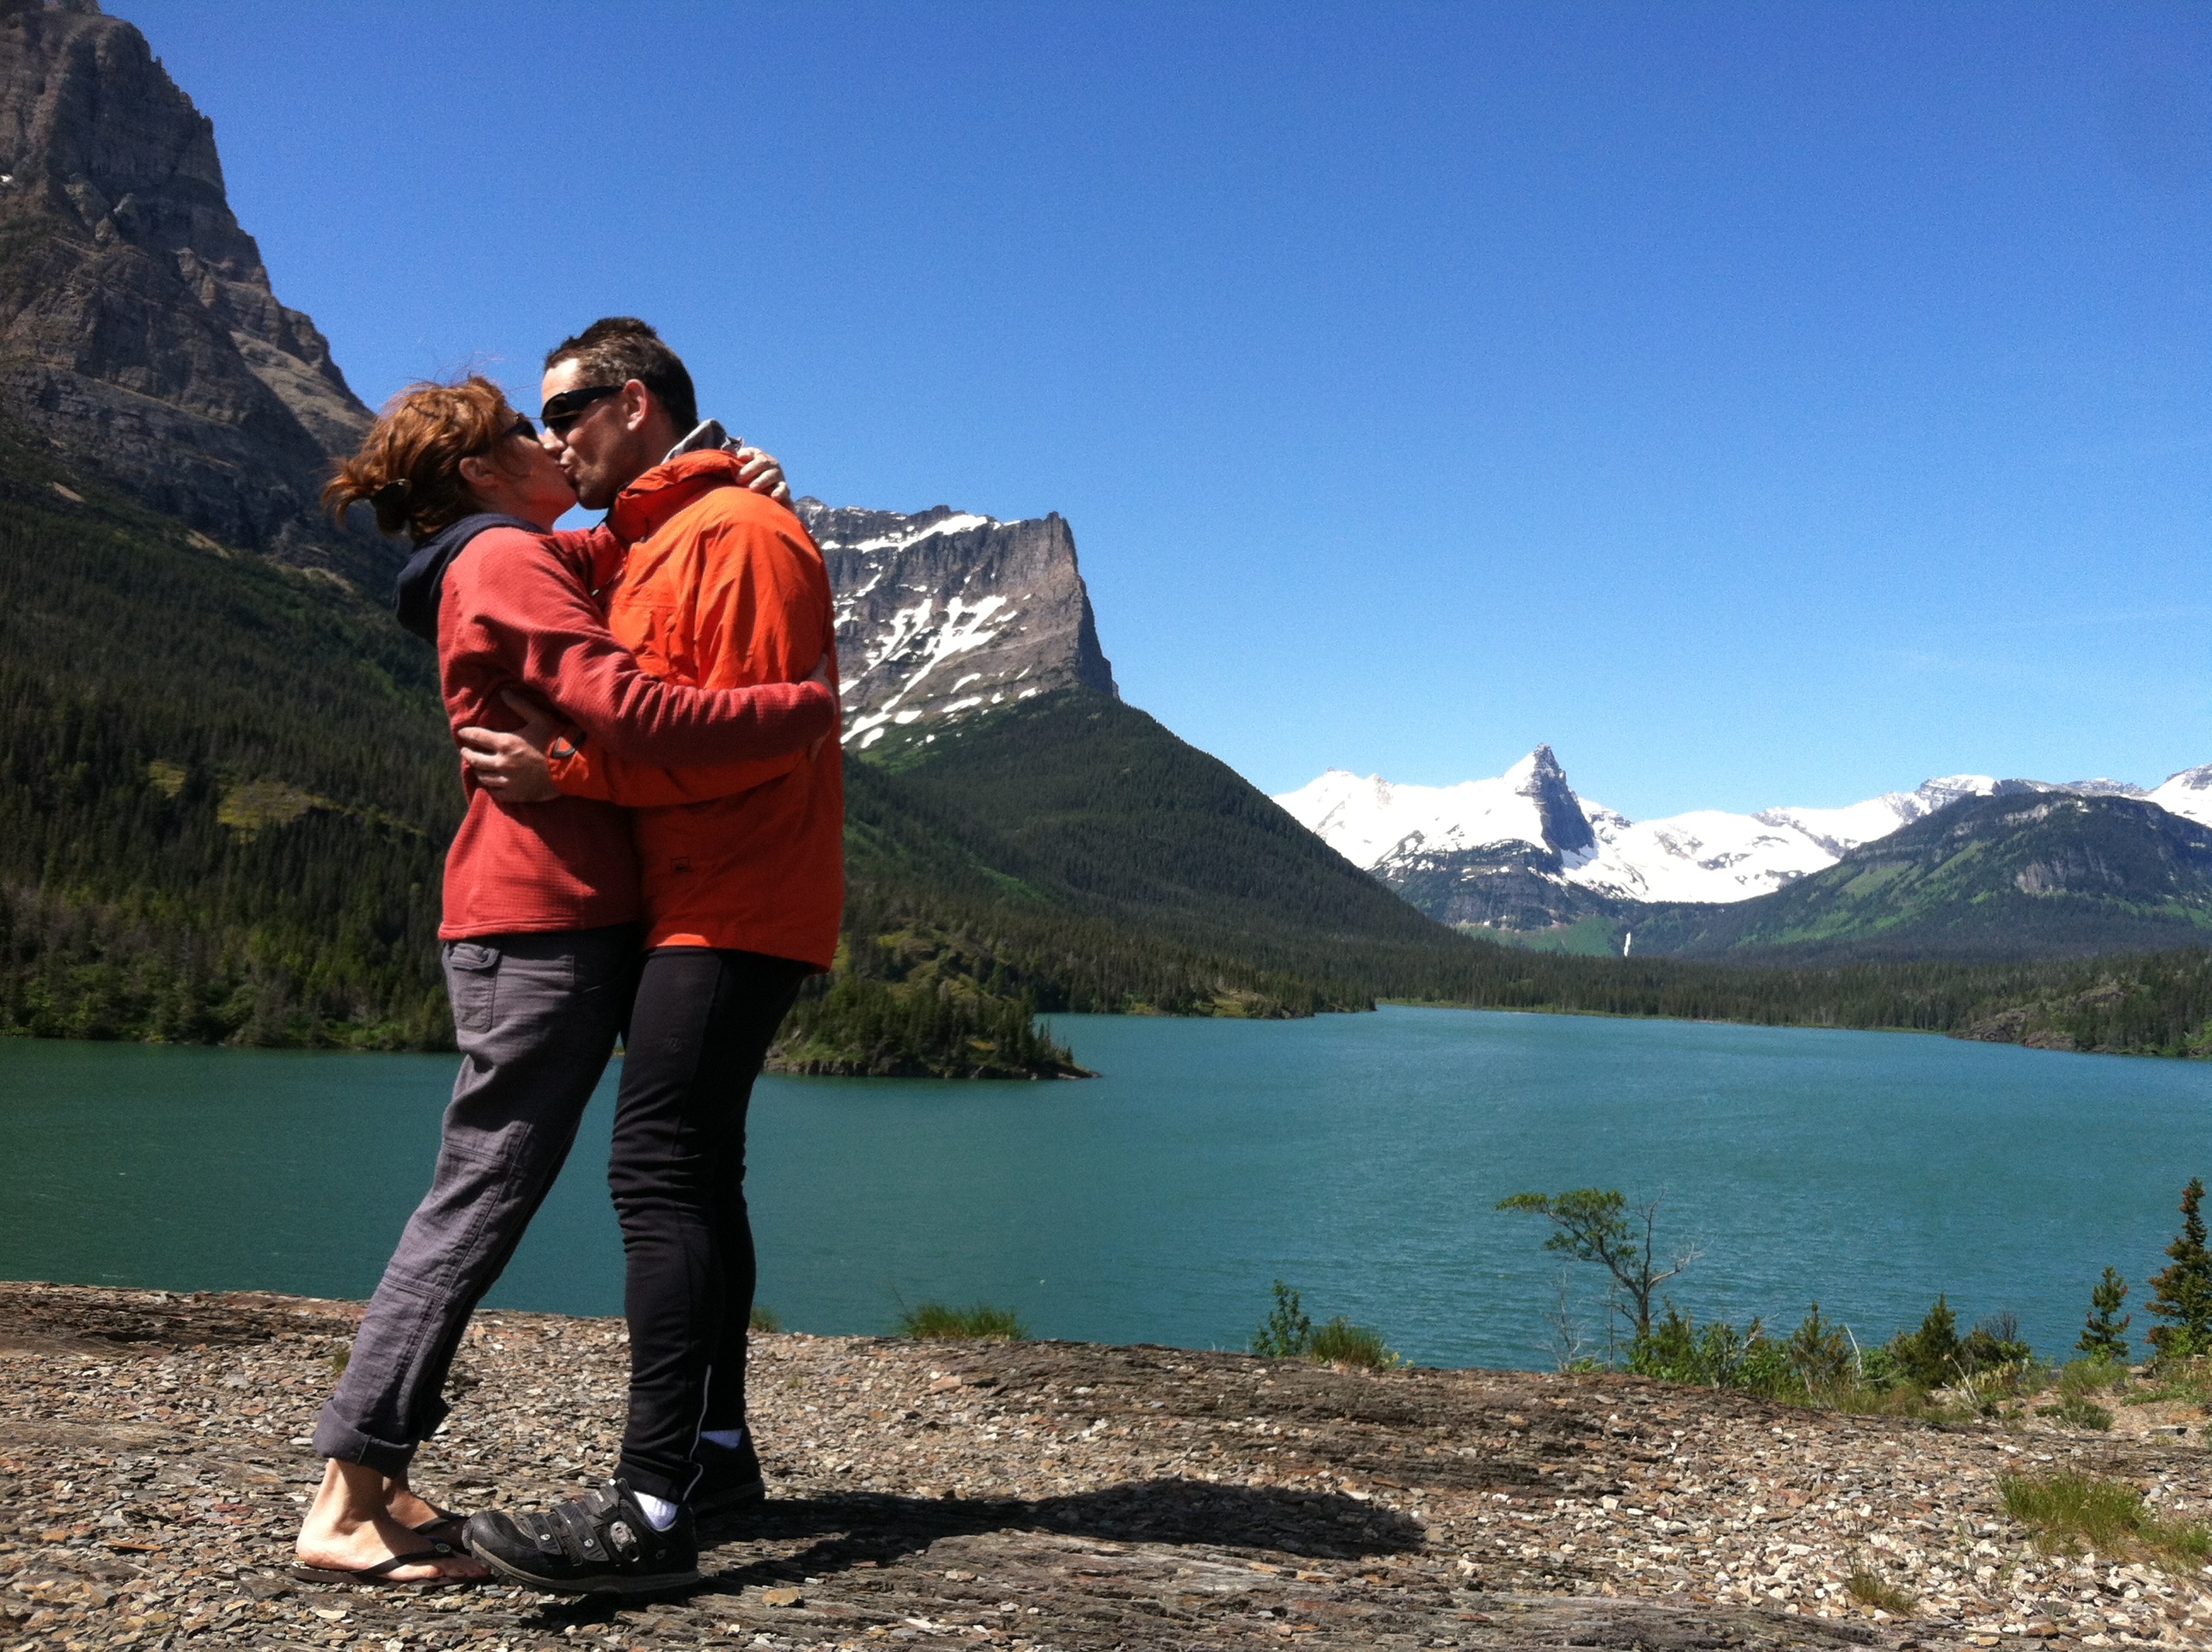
[435,523,836,940]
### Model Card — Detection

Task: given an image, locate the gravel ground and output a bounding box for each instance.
[1,1283,2206,1651]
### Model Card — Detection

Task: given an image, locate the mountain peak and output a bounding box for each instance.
[1509,744,1595,856]
[1278,750,2212,927]
[0,1,379,574]
[800,500,1118,753]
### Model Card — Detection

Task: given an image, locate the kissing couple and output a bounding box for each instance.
[292,317,842,1594]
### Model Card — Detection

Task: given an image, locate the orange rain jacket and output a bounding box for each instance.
[548,451,845,969]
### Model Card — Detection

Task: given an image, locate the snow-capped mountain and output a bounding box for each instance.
[1274,751,2177,920]
[800,500,1117,752]
[1276,747,1595,874]
[2146,765,2212,829]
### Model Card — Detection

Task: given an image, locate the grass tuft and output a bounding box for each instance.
[2000,1472,2212,1571]
[2033,1395,2113,1430]
[748,1306,783,1333]
[1306,1318,1400,1370]
[1844,1569,1918,1614]
[895,1300,1028,1341]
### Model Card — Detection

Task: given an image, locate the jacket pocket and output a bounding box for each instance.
[445,940,502,1033]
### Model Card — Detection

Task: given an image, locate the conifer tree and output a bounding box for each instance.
[2146,1178,2212,1362]
[1889,1295,1962,1388]
[2076,1266,2131,1362]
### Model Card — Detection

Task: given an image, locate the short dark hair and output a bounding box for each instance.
[544,317,698,434]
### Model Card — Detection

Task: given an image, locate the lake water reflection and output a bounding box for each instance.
[2,1007,2205,1369]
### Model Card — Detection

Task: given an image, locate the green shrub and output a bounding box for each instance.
[895,1300,1027,1341]
[1962,1310,2035,1375]
[1784,1302,1854,1393]
[1252,1281,1314,1358]
[1887,1297,1962,1388]
[1250,1281,1397,1368]
[748,1306,783,1333]
[1306,1318,1399,1370]
[2001,1473,2212,1570]
[2034,1396,2114,1430]
[2058,1356,2124,1399]
[1627,1305,1800,1399]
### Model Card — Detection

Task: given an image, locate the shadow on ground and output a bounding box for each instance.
[525,1477,1420,1623]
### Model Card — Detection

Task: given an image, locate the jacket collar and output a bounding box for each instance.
[606,449,748,548]
[392,511,542,642]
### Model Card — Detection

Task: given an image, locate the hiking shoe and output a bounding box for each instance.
[463,1481,698,1596]
[691,1433,766,1518]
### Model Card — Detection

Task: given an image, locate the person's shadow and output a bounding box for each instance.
[528,1477,1423,1625]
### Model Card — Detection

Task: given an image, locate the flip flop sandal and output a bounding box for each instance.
[290,1539,473,1586]
[411,1511,469,1547]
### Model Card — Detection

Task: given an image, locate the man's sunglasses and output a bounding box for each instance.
[539,383,624,436]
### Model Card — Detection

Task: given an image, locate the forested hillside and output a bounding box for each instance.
[9,429,2212,1072]
[1630,792,2212,963]
[0,429,451,1047]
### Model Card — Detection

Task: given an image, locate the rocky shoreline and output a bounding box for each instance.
[2,1283,2206,1650]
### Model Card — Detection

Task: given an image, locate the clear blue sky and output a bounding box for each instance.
[114,1,2209,818]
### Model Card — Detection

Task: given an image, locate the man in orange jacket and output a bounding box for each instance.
[462,319,842,1594]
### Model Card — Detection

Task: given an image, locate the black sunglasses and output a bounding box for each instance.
[503,413,536,441]
[539,383,623,436]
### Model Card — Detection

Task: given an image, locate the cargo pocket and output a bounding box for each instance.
[445,940,502,1034]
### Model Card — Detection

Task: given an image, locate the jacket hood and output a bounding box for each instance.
[607,450,754,547]
[393,512,543,642]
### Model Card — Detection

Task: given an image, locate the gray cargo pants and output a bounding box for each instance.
[312,924,638,1474]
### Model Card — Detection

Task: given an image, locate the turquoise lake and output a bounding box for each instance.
[1,1006,2205,1370]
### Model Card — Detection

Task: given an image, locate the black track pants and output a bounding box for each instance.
[609,945,811,1503]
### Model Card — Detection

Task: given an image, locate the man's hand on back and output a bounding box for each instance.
[457,690,563,802]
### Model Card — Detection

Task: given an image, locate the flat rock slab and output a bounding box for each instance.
[1,1283,2206,1650]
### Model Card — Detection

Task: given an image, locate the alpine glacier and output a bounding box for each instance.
[1274,752,2177,911]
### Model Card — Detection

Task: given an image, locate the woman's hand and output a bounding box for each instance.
[806,651,839,760]
[457,690,563,802]
[725,439,793,504]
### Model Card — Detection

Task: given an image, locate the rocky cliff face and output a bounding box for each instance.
[800,499,1118,752]
[0,1,381,579]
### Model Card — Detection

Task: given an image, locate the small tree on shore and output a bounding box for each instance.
[1889,1296,1962,1388]
[1497,1188,1697,1341]
[2077,1267,2132,1363]
[1251,1281,1313,1358]
[2146,1178,2212,1363]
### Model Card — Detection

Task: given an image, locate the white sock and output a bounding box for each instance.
[632,1490,679,1531]
[701,1428,746,1451]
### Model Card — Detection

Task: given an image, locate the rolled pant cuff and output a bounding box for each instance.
[311,1402,418,1477]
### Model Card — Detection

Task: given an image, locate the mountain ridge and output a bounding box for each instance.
[0,0,382,579]
[800,497,1119,757]
[1631,792,2212,964]
[1278,748,2207,935]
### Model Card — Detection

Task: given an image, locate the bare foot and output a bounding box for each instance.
[383,1479,457,1535]
[296,1459,486,1581]
[295,1510,486,1580]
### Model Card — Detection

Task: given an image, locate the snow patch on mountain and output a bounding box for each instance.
[1273,747,1597,872]
[802,498,1117,752]
[2147,765,2212,829]
[1275,755,2192,908]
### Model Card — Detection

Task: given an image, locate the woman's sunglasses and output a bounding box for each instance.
[539,383,623,437]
